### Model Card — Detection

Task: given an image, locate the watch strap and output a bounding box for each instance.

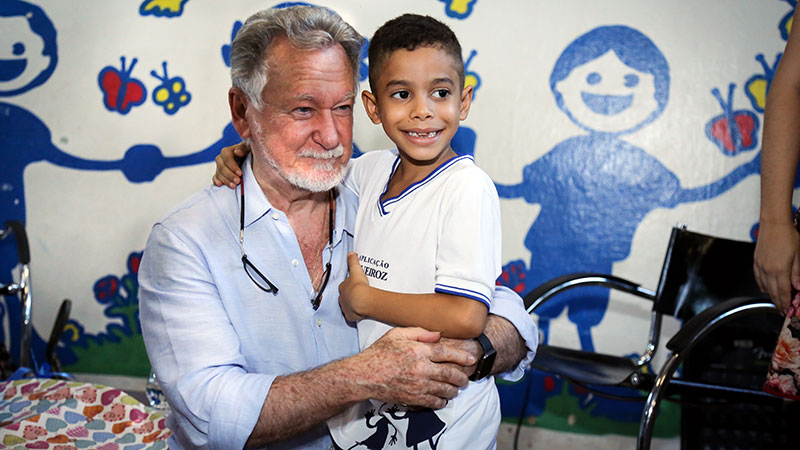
[469,332,496,381]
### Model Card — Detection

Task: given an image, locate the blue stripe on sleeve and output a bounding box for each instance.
[435,284,491,308]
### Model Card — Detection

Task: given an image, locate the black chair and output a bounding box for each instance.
[524,226,784,449]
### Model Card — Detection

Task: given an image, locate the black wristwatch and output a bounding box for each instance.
[469,333,496,381]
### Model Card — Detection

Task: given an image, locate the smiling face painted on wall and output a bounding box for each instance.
[549,25,670,136]
[0,1,58,96]
[555,51,658,134]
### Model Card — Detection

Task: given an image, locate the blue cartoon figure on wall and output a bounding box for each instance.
[0,0,236,367]
[496,26,760,352]
[1,0,96,365]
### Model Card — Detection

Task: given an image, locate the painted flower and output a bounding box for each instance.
[766,372,797,395]
[771,325,800,371]
[93,275,120,303]
[498,259,528,294]
[128,251,143,275]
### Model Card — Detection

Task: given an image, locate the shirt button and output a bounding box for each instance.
[317,319,323,327]
[271,212,280,220]
[291,259,299,267]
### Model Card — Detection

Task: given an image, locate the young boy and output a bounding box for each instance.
[215,14,502,449]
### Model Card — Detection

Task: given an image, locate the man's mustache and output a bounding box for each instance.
[297,145,345,159]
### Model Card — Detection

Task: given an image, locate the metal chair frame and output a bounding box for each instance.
[1,221,33,369]
[1,221,72,376]
[636,298,778,449]
[524,226,779,449]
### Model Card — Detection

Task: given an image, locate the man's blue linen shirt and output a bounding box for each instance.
[139,156,537,449]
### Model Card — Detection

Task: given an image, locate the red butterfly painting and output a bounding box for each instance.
[98,57,147,115]
[704,83,760,156]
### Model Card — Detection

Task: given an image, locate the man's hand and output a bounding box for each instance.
[436,336,480,377]
[353,327,474,409]
[212,142,250,188]
[338,252,370,322]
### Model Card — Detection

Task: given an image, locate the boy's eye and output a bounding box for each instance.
[391,91,410,100]
[432,89,450,99]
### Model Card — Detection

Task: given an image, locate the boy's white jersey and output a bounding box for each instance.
[328,148,502,450]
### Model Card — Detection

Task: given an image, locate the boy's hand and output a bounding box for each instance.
[212,142,250,188]
[338,252,370,322]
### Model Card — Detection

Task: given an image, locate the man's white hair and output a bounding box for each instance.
[230,6,364,110]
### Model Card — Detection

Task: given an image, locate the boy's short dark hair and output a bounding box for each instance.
[368,14,464,92]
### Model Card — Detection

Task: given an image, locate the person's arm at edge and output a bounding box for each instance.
[754,5,800,312]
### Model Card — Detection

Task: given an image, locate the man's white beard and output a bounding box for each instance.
[263,144,347,193]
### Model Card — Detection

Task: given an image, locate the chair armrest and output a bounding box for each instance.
[524,273,656,313]
[666,296,777,352]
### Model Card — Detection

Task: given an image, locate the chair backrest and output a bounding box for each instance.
[653,226,763,320]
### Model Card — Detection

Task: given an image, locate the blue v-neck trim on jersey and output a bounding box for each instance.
[377,153,474,216]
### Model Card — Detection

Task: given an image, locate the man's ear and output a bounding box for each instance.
[229,87,252,140]
[361,90,382,124]
[459,84,474,121]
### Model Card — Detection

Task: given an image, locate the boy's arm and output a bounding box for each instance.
[339,254,488,339]
[339,168,501,340]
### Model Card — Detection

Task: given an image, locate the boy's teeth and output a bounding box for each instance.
[407,131,437,138]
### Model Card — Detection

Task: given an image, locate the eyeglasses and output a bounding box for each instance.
[313,208,333,310]
[239,176,334,310]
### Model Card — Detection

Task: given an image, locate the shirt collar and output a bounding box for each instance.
[241,154,356,242]
[334,181,357,246]
[241,155,271,228]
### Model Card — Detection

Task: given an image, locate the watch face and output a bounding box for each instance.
[482,351,496,372]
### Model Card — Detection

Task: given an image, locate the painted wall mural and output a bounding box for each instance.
[1,0,795,447]
[98,57,147,115]
[495,0,793,442]
[0,0,238,370]
[139,0,189,18]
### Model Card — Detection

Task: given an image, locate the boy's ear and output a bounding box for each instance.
[361,90,382,124]
[459,84,474,121]
[229,87,252,140]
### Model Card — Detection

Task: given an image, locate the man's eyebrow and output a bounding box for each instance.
[293,91,357,103]
[294,94,316,102]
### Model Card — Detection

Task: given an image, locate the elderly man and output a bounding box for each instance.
[139,6,536,449]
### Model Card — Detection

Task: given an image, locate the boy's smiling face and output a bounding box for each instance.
[362,46,472,167]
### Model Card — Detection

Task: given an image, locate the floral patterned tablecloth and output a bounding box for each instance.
[0,378,170,449]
